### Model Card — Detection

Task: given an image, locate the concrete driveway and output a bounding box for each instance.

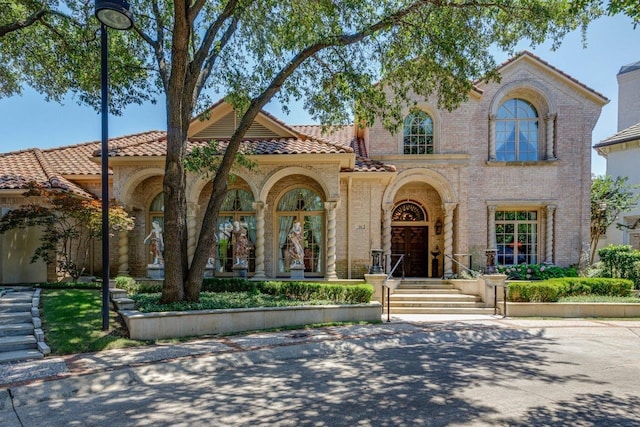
[1,317,640,426]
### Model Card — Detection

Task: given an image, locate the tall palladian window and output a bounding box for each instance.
[403,111,434,154]
[496,98,539,161]
[215,189,255,274]
[276,188,324,276]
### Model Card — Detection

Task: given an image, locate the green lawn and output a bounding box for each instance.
[41,289,148,354]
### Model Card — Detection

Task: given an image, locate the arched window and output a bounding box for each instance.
[496,99,539,161]
[215,189,255,274]
[403,111,434,154]
[276,188,324,276]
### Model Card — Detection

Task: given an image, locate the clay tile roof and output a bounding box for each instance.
[0,148,92,197]
[352,156,396,173]
[594,122,640,148]
[45,130,166,175]
[106,135,354,157]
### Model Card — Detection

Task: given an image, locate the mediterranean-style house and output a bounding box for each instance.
[594,60,640,251]
[0,51,608,284]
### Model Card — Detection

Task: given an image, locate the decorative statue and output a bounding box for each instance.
[144,221,164,265]
[287,220,305,266]
[232,220,250,266]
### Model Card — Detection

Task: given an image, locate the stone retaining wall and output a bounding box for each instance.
[120,303,382,340]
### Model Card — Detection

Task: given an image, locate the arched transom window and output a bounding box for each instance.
[403,111,434,155]
[496,98,539,161]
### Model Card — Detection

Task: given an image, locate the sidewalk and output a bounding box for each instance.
[2,314,639,389]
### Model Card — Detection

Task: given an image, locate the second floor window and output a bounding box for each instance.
[496,98,539,161]
[403,111,434,154]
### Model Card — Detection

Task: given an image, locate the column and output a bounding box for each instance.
[252,201,266,279]
[117,230,129,276]
[546,113,556,160]
[488,114,497,161]
[487,205,497,249]
[382,202,393,273]
[324,201,339,280]
[546,205,556,264]
[187,203,198,264]
[443,202,457,277]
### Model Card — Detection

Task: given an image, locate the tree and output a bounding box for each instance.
[0,0,153,112]
[4,0,607,302]
[0,183,134,282]
[590,175,640,264]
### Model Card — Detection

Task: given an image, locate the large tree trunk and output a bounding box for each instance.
[160,0,191,304]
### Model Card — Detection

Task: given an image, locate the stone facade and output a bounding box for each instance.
[0,52,607,283]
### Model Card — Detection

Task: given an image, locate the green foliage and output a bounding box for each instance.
[36,281,101,290]
[41,289,146,354]
[590,175,640,264]
[184,140,256,181]
[507,277,633,302]
[0,183,134,282]
[496,264,578,280]
[597,245,640,288]
[0,0,154,112]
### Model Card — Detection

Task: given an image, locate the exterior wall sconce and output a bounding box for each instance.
[435,219,442,235]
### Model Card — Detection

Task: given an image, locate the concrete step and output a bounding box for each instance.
[0,302,32,313]
[0,312,32,324]
[0,323,34,337]
[384,307,496,315]
[0,335,37,353]
[393,288,461,294]
[390,293,480,302]
[389,301,486,308]
[0,349,44,364]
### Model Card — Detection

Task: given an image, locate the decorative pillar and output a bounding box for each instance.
[487,205,497,249]
[324,201,339,280]
[488,114,497,161]
[546,205,556,264]
[443,202,457,277]
[382,202,393,273]
[546,113,557,160]
[186,203,198,264]
[252,201,266,279]
[117,229,129,276]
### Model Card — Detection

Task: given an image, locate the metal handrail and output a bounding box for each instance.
[444,253,481,278]
[381,254,404,322]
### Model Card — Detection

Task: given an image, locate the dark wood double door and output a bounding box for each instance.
[391,226,428,277]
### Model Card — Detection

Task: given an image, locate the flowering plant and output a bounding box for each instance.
[496,264,577,280]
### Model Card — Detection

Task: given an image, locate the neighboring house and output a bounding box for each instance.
[594,61,640,251]
[0,51,607,284]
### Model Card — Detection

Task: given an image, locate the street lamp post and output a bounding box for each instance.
[95,0,133,331]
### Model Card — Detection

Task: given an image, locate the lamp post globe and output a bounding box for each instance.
[95,0,133,331]
[95,0,133,29]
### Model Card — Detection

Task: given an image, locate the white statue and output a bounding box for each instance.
[287,221,304,266]
[144,220,164,265]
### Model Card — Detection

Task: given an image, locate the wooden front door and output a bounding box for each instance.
[391,226,429,277]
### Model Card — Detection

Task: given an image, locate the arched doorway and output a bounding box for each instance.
[391,201,429,277]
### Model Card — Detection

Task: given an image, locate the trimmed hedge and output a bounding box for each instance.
[119,276,373,304]
[507,277,633,302]
[496,264,577,280]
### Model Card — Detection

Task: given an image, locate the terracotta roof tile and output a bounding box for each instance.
[0,149,92,196]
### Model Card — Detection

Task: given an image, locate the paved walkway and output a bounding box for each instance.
[1,316,639,426]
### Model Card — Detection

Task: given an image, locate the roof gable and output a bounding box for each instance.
[490,51,608,106]
[188,101,302,140]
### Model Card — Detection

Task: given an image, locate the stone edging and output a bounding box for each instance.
[505,302,640,318]
[119,302,383,340]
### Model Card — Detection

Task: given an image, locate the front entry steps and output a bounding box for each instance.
[0,288,51,364]
[385,278,494,315]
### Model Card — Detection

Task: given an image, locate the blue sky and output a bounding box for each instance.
[1,14,638,176]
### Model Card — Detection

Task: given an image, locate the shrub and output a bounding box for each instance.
[497,264,577,281]
[508,281,567,302]
[596,245,640,289]
[202,277,256,293]
[507,277,633,302]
